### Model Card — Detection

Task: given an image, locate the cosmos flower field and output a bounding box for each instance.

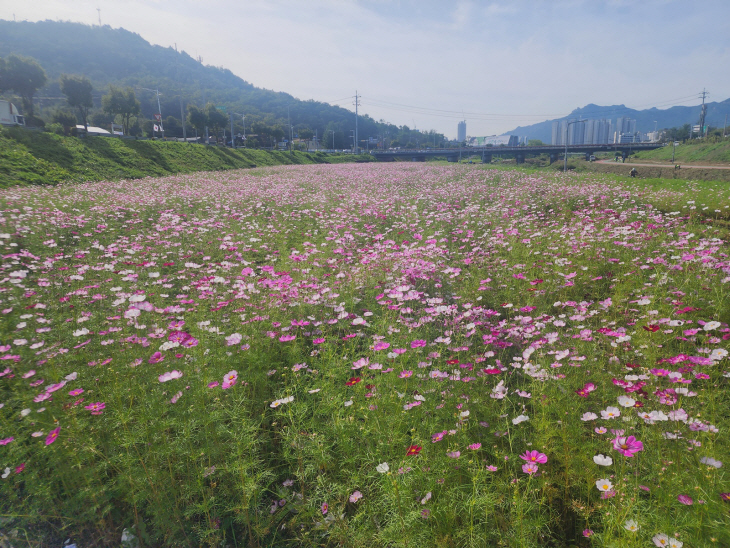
[1,163,729,547]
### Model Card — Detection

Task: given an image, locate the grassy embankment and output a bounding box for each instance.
[0,126,374,187]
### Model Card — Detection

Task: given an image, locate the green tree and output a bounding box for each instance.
[51,110,77,135]
[60,74,93,131]
[101,85,140,135]
[3,54,47,118]
[205,103,227,142]
[528,139,545,146]
[187,105,207,139]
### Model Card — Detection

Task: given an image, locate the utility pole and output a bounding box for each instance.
[230,114,234,148]
[723,114,727,139]
[97,7,101,26]
[203,89,209,144]
[288,105,292,155]
[698,88,709,139]
[330,129,335,151]
[179,96,186,140]
[354,90,360,154]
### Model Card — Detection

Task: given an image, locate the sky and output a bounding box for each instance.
[2,0,729,138]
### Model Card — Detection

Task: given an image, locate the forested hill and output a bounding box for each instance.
[0,20,441,147]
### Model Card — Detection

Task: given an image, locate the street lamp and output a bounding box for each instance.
[232,112,245,148]
[139,87,164,139]
[564,120,586,172]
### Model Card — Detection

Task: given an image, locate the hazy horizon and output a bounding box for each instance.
[1,0,728,138]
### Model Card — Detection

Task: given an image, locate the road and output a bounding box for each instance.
[597,160,730,170]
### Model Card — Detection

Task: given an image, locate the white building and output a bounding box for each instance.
[457,120,466,142]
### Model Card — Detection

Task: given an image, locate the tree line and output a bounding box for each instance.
[0,51,448,149]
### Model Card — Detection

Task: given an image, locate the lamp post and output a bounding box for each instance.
[140,87,164,139]
[564,120,586,173]
[232,112,245,148]
[330,129,335,152]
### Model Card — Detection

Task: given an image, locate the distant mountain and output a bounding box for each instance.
[506,100,730,143]
[0,20,439,146]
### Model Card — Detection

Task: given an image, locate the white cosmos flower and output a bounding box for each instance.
[593,454,613,466]
[601,406,621,419]
[376,462,389,474]
[581,412,598,421]
[595,478,613,491]
[1,467,10,479]
[344,400,353,407]
[699,456,722,468]
[703,321,721,331]
[624,520,639,532]
[617,395,636,407]
[512,414,529,425]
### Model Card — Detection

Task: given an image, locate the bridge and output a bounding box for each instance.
[369,143,663,163]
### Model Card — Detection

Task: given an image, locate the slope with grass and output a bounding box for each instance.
[632,140,730,164]
[0,127,373,186]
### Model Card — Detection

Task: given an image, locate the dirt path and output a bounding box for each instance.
[597,160,730,170]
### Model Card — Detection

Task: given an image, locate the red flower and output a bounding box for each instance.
[483,368,501,375]
[406,445,422,456]
[446,359,460,365]
[642,325,660,332]
[345,377,361,386]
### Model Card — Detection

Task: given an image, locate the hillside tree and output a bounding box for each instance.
[101,85,140,134]
[60,74,93,131]
[0,57,6,93]
[3,54,47,118]
[205,103,228,141]
[186,105,207,138]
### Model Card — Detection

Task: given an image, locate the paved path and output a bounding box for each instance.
[597,160,730,170]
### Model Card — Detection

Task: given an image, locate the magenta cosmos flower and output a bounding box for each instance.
[45,427,61,446]
[612,435,644,457]
[149,352,165,364]
[84,402,106,415]
[520,450,548,463]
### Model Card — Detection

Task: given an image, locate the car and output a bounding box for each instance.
[589,155,596,162]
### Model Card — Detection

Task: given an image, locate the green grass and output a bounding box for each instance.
[633,139,730,163]
[0,126,374,186]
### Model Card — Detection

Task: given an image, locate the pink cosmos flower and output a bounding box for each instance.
[279,335,296,342]
[468,443,482,450]
[612,435,644,457]
[170,391,182,404]
[373,342,390,351]
[222,370,238,389]
[447,451,460,459]
[520,450,547,463]
[159,370,183,383]
[0,437,14,445]
[149,352,165,364]
[181,337,199,348]
[411,340,427,348]
[522,462,539,475]
[399,370,413,379]
[677,494,693,505]
[69,388,84,396]
[84,402,106,415]
[313,338,325,344]
[349,490,363,503]
[168,331,191,343]
[45,427,61,446]
[487,465,498,471]
[208,381,220,388]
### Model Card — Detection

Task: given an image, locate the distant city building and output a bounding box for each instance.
[552,118,614,145]
[457,120,466,142]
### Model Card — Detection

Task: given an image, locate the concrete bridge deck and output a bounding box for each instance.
[370,143,663,163]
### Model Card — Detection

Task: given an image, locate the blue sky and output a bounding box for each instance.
[2,0,729,138]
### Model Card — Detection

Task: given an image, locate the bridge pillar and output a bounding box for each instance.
[447,156,457,162]
[482,154,492,164]
[585,153,591,161]
[515,154,525,165]
[622,150,628,161]
[549,153,558,164]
